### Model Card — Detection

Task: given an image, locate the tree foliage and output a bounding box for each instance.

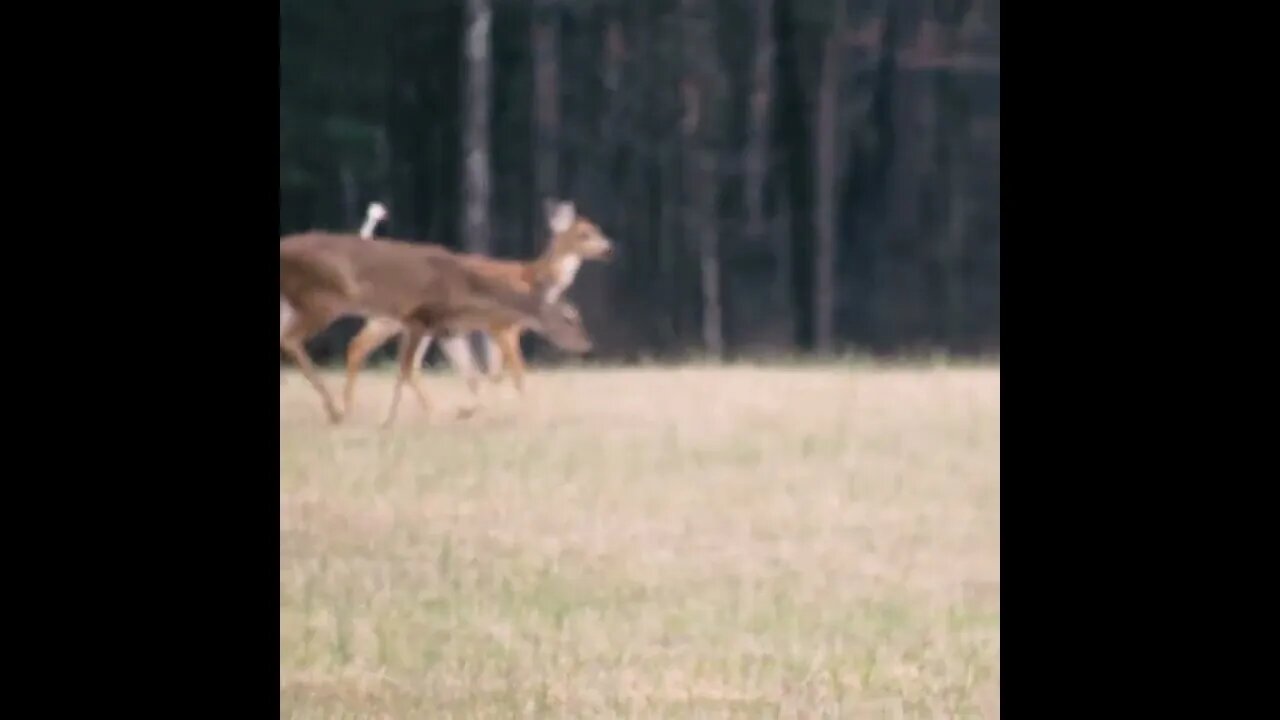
[280,0,1001,360]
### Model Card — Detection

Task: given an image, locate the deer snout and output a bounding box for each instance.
[552,322,593,354]
[590,236,615,262]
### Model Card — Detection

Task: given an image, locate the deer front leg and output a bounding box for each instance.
[383,324,428,429]
[406,333,436,412]
[438,333,483,397]
[483,332,505,386]
[437,332,484,418]
[492,325,527,395]
[344,316,403,418]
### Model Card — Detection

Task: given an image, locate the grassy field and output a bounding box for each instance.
[280,363,1000,718]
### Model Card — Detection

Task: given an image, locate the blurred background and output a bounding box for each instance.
[280,0,1000,363]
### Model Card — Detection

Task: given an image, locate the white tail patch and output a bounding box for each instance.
[360,202,388,239]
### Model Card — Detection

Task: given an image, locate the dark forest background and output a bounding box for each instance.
[280,0,999,364]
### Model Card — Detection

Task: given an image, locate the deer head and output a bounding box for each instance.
[537,298,593,354]
[544,199,613,262]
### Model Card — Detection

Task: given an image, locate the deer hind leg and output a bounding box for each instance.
[383,324,428,429]
[281,296,344,424]
[436,332,484,419]
[343,317,403,418]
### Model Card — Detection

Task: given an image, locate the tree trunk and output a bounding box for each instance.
[695,151,723,357]
[599,15,626,223]
[744,0,774,250]
[813,1,847,353]
[745,0,779,347]
[681,0,722,358]
[531,0,560,232]
[463,0,492,254]
[945,150,967,347]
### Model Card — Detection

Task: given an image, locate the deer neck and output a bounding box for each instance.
[358,216,380,239]
[539,254,581,303]
[531,240,583,303]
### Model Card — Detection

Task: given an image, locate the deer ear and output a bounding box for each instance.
[546,199,576,235]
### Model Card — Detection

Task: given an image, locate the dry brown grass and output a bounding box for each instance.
[280,363,1000,718]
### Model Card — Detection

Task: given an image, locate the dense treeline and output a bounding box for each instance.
[280,0,1000,363]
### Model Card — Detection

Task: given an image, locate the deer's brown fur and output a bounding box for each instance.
[279,231,592,425]
[342,200,612,414]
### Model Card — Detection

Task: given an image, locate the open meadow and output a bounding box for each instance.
[280,363,1000,718]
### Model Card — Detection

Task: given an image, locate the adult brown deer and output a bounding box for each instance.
[341,199,612,415]
[279,231,592,426]
[349,201,482,416]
